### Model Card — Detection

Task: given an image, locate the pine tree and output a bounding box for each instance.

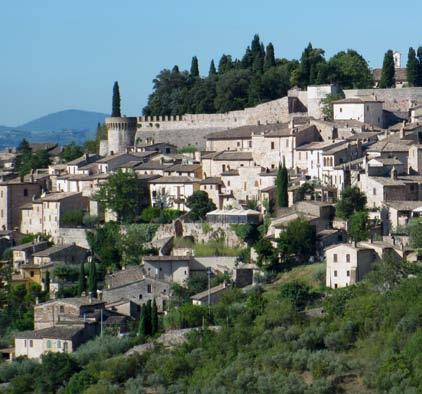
[190,56,200,78]
[379,50,395,88]
[88,259,97,296]
[209,60,217,77]
[276,163,288,208]
[151,298,158,335]
[112,81,121,117]
[407,47,418,86]
[77,261,86,296]
[264,43,276,71]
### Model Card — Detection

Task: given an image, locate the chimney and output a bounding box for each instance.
[391,166,398,180]
[88,292,92,304]
[400,121,405,139]
[85,153,89,161]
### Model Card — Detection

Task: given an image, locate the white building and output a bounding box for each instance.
[333,98,384,128]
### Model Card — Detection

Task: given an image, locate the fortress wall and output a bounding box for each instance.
[344,87,422,112]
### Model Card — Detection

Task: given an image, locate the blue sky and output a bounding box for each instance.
[2,0,422,126]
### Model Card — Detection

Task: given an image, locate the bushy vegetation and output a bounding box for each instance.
[143,35,374,117]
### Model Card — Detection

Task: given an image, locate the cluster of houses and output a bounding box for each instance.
[0,83,421,359]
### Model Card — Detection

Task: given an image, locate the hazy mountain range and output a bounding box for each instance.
[0,109,109,149]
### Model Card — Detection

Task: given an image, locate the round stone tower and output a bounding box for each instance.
[105,117,137,155]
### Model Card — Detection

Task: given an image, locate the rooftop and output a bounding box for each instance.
[212,151,253,161]
[148,176,201,184]
[32,243,87,257]
[333,97,384,104]
[15,325,85,340]
[41,192,82,202]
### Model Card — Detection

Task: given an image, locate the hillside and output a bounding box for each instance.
[18,109,108,133]
[0,109,109,148]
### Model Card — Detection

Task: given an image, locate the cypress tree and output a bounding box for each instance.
[416,47,422,87]
[209,60,217,76]
[44,271,50,295]
[138,305,147,337]
[379,50,395,88]
[264,43,276,71]
[88,259,97,296]
[151,298,158,335]
[251,34,261,59]
[407,47,418,86]
[276,163,288,208]
[112,81,121,117]
[190,56,200,78]
[78,261,86,296]
[145,300,152,336]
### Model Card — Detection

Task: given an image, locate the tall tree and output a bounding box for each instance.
[151,298,159,335]
[336,186,367,219]
[379,50,395,88]
[264,43,276,71]
[44,271,50,296]
[186,190,216,220]
[138,305,147,337]
[95,170,140,223]
[145,300,152,336]
[218,54,233,74]
[209,59,217,77]
[416,47,422,87]
[112,81,121,117]
[407,47,418,86]
[276,163,288,208]
[349,211,370,243]
[190,56,200,78]
[87,259,97,296]
[77,261,86,296]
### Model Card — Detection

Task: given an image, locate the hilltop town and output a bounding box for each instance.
[0,41,421,392]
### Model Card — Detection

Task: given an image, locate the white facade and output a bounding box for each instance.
[333,100,383,128]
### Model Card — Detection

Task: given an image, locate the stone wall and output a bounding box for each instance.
[344,87,422,112]
[57,228,90,249]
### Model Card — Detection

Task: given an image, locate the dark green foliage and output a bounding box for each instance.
[208,59,217,76]
[78,261,86,296]
[409,217,422,250]
[190,56,199,78]
[416,47,422,87]
[276,163,288,208]
[61,209,84,227]
[348,211,369,243]
[186,190,216,221]
[232,224,260,246]
[328,50,373,88]
[120,224,159,266]
[140,207,182,224]
[15,138,51,176]
[214,69,252,112]
[86,222,122,270]
[164,303,210,329]
[36,352,80,393]
[264,42,276,71]
[44,271,50,295]
[112,81,121,117]
[60,142,84,163]
[279,281,311,310]
[379,50,395,88]
[87,259,97,295]
[95,170,141,222]
[336,186,367,219]
[294,182,315,202]
[151,299,159,335]
[254,238,276,267]
[407,47,418,86]
[277,218,316,263]
[321,91,345,120]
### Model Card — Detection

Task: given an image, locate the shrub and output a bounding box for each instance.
[82,214,98,228]
[62,209,84,227]
[164,304,210,329]
[279,281,311,310]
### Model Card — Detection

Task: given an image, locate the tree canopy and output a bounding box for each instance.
[336,186,367,219]
[186,191,216,221]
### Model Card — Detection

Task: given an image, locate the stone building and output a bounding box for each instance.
[333,98,384,128]
[0,177,42,231]
[31,243,88,266]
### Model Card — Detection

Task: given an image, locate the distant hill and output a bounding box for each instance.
[0,110,109,149]
[18,109,109,133]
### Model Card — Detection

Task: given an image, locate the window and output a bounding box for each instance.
[248,141,252,148]
[333,254,337,262]
[373,188,376,196]
[63,342,68,352]
[30,271,34,277]
[346,270,350,277]
[47,340,52,349]
[23,189,28,197]
[60,306,64,313]
[346,254,350,263]
[227,181,231,187]
[24,340,27,347]
[339,107,343,113]
[237,141,240,147]
[57,340,61,348]
[334,270,338,277]
[244,182,247,191]
[334,284,338,288]
[286,139,289,147]
[139,294,143,300]
[222,164,226,172]
[29,340,33,348]
[271,142,275,150]
[147,284,152,293]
